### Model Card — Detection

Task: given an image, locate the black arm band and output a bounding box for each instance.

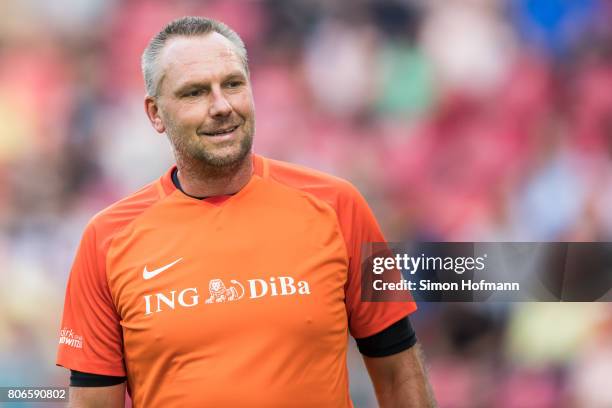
[355,316,417,357]
[70,370,126,387]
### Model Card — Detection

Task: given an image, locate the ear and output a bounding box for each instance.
[145,96,166,133]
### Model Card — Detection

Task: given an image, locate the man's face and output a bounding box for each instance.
[151,33,255,168]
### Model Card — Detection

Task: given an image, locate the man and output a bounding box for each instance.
[57,16,437,407]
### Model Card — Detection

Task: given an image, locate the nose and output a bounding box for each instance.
[209,89,232,118]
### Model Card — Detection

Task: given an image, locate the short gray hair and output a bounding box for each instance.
[141,16,248,97]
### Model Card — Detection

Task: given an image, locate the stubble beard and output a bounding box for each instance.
[166,119,254,177]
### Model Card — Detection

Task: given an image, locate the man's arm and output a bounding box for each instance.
[363,343,437,408]
[69,383,126,408]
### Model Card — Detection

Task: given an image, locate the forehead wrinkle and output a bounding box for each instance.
[175,69,246,90]
[157,35,246,95]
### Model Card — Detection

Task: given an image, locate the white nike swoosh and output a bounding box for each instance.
[143,258,183,280]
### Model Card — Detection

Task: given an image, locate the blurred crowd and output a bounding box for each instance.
[1,0,612,406]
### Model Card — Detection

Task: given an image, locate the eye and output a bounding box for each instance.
[225,80,244,89]
[184,88,204,98]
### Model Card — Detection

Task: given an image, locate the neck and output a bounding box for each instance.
[176,154,253,197]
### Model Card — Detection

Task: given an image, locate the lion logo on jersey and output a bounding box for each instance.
[205,279,245,303]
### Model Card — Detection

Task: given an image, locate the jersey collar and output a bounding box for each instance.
[159,154,265,197]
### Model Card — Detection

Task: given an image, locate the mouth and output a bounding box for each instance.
[200,125,239,137]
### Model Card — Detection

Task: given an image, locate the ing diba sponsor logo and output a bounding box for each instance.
[144,276,311,315]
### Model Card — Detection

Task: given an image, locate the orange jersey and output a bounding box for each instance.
[56,154,416,407]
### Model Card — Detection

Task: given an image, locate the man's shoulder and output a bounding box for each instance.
[263,157,363,208]
[261,156,382,244]
[86,179,164,241]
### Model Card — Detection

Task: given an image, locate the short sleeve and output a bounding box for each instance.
[56,221,126,376]
[338,184,417,339]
